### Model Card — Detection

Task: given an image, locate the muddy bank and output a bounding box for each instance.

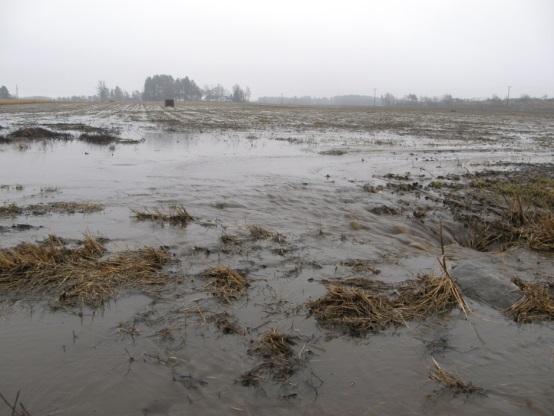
[0,125,140,145]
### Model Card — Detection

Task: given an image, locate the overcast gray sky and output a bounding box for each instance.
[1,0,553,99]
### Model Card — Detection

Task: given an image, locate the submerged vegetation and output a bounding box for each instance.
[132,206,193,226]
[0,235,171,307]
[429,358,483,395]
[240,328,302,385]
[207,312,246,335]
[0,201,104,216]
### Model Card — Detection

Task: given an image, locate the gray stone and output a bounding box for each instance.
[451,261,520,310]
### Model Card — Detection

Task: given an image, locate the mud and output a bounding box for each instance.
[0,102,553,416]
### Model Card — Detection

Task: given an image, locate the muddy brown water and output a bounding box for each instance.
[0,102,553,415]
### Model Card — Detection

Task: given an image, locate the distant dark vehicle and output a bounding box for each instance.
[164,99,175,107]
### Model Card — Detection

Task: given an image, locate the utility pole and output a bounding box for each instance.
[15,85,19,98]
[373,88,377,106]
[506,85,511,105]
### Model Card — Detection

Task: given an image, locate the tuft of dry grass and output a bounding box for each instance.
[308,259,469,335]
[429,358,482,395]
[0,234,171,307]
[505,278,554,323]
[203,266,248,302]
[252,328,297,359]
[395,273,470,319]
[132,206,193,226]
[307,285,402,335]
[247,225,274,240]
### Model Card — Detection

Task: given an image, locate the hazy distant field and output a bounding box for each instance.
[0,98,51,105]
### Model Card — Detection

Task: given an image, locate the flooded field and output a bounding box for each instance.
[1,102,553,415]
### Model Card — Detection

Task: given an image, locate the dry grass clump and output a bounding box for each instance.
[308,260,469,335]
[252,328,297,359]
[307,285,402,335]
[203,266,248,302]
[505,278,554,323]
[132,206,193,226]
[395,273,470,319]
[0,235,171,307]
[240,328,300,385]
[247,225,274,240]
[429,358,482,395]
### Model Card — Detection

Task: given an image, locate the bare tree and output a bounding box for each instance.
[97,81,109,101]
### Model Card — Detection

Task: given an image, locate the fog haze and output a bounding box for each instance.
[1,0,553,98]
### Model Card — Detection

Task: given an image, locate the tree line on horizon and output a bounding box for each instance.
[257,92,553,108]
[94,75,251,103]
[2,81,551,108]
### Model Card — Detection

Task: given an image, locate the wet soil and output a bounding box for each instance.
[0,102,553,415]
